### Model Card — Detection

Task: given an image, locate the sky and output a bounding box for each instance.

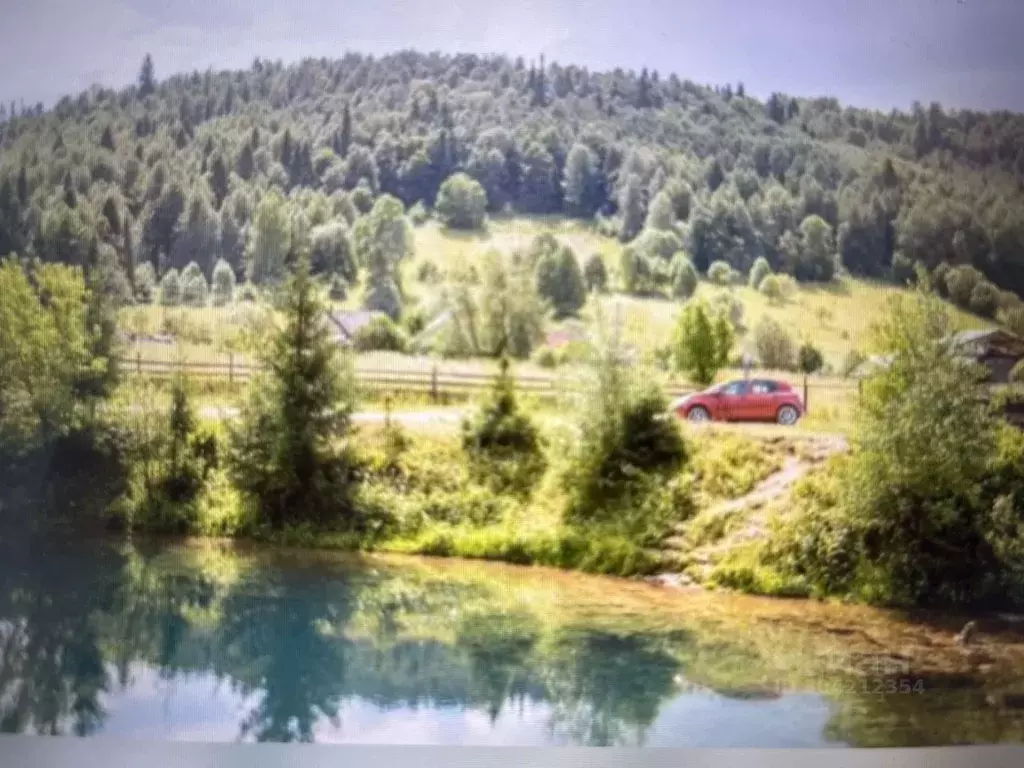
[1,0,1022,113]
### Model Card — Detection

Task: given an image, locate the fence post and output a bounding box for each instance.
[229,352,234,386]
[803,374,809,414]
[136,350,142,375]
[430,364,439,404]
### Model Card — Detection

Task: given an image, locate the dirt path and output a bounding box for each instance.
[652,434,849,588]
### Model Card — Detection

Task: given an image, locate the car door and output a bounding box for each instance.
[718,380,749,420]
[748,380,778,421]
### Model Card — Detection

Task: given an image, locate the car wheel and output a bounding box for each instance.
[687,406,711,424]
[777,405,799,426]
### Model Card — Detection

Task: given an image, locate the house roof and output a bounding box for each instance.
[328,310,386,340]
[947,328,1024,358]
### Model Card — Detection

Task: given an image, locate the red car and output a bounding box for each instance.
[671,379,803,426]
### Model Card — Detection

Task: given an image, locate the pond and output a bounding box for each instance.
[1,537,1024,747]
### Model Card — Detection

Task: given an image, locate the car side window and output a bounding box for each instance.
[722,382,747,396]
[751,381,776,394]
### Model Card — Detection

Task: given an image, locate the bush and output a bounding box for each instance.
[707,260,733,285]
[353,316,409,352]
[237,282,258,302]
[182,270,210,307]
[416,259,442,284]
[532,346,559,368]
[402,306,426,337]
[328,275,347,301]
[409,200,430,225]
[777,274,798,301]
[158,268,181,306]
[436,173,488,230]
[758,274,783,302]
[753,317,796,370]
[749,256,772,289]
[211,259,236,306]
[944,264,984,308]
[672,300,733,385]
[670,252,698,299]
[535,244,586,318]
[797,342,825,375]
[970,280,999,318]
[135,262,157,303]
[583,253,608,293]
[762,288,1024,607]
[562,348,691,545]
[462,360,546,495]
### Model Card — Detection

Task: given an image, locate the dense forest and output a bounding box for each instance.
[1,50,1024,321]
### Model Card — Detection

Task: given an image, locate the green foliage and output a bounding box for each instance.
[211,259,236,306]
[436,173,488,230]
[797,342,825,375]
[583,253,608,293]
[670,252,698,299]
[758,274,783,302]
[763,288,1024,607]
[353,316,409,352]
[354,194,411,320]
[532,346,559,368]
[535,244,586,318]
[309,222,355,281]
[408,200,430,225]
[753,317,796,370]
[181,268,209,307]
[707,260,733,285]
[477,250,546,358]
[246,190,291,285]
[969,280,999,318]
[158,268,181,306]
[0,260,110,451]
[228,254,367,532]
[120,378,220,533]
[461,359,546,494]
[748,256,772,289]
[562,342,691,544]
[672,301,733,385]
[134,262,157,303]
[943,264,983,307]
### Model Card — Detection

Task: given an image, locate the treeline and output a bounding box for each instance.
[1,50,1024,310]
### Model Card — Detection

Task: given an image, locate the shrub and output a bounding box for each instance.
[797,342,825,375]
[753,317,796,370]
[620,246,652,294]
[353,315,409,352]
[211,259,236,306]
[562,344,692,545]
[436,173,488,230]
[670,252,698,299]
[707,260,733,285]
[672,300,733,386]
[237,282,258,302]
[328,275,347,301]
[416,259,442,284]
[776,274,798,301]
[583,253,608,293]
[944,264,984,308]
[535,244,586,318]
[158,268,181,306]
[409,200,430,225]
[135,261,157,303]
[758,274,783,302]
[182,270,210,307]
[969,280,999,318]
[462,360,546,494]
[749,256,772,289]
[532,346,559,368]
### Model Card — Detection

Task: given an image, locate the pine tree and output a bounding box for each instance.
[236,143,254,181]
[228,252,359,529]
[340,103,352,158]
[209,154,229,209]
[138,54,156,98]
[100,125,116,151]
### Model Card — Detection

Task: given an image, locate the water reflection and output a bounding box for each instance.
[0,538,1021,746]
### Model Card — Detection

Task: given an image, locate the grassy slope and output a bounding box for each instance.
[119,215,994,384]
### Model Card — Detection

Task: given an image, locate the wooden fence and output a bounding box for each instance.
[118,354,863,411]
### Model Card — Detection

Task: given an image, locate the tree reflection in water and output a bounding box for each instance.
[1,538,1020,746]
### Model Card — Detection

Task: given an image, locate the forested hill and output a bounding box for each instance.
[1,50,1024,318]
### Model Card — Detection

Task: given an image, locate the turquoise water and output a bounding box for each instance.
[0,538,1020,746]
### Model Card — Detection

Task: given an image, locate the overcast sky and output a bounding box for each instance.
[1,0,1022,113]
